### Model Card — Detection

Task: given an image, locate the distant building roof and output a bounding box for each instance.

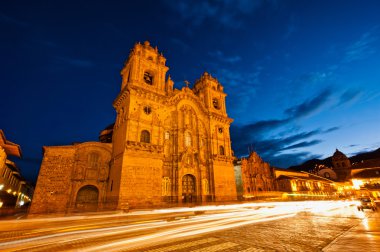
[0,130,22,158]
[352,168,380,179]
[352,158,380,169]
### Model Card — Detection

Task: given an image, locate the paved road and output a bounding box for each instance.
[0,201,376,251]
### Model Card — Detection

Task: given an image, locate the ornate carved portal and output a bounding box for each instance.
[75,185,99,212]
[182,174,196,203]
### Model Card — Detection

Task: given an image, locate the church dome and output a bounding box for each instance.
[332,149,348,160]
[99,123,114,143]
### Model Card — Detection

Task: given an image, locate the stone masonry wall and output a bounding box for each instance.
[29,146,75,215]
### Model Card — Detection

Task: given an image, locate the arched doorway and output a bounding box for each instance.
[182,174,196,203]
[75,185,99,212]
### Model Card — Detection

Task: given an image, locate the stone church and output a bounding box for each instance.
[30,41,237,214]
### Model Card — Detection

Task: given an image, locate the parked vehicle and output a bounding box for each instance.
[357,197,377,211]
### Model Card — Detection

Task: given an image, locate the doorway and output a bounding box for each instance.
[182,174,196,203]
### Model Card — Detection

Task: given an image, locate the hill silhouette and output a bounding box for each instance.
[288,147,380,172]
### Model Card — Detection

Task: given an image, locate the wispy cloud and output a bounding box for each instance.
[55,56,95,68]
[281,140,322,151]
[213,66,262,115]
[344,30,378,63]
[283,15,297,40]
[171,37,190,52]
[337,89,362,106]
[165,0,274,29]
[285,89,332,119]
[209,50,242,63]
[232,125,336,167]
[0,12,29,27]
[230,89,341,166]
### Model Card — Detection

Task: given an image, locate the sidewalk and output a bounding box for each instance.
[323,211,380,251]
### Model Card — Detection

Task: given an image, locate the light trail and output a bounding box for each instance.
[0,200,359,252]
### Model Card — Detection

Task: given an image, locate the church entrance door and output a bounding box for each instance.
[75,185,99,212]
[182,174,196,203]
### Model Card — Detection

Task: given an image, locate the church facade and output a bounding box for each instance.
[30,41,237,214]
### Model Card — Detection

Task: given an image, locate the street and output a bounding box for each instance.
[0,200,378,251]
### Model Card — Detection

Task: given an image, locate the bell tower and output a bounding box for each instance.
[193,72,227,116]
[120,41,172,95]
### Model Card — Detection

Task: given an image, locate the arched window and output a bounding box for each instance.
[87,153,99,169]
[140,130,150,143]
[165,131,170,140]
[219,146,225,155]
[144,71,153,85]
[185,132,191,147]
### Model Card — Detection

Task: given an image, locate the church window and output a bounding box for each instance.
[218,127,223,133]
[185,132,192,147]
[342,162,345,167]
[144,71,153,85]
[202,179,209,194]
[165,131,170,140]
[212,98,220,109]
[143,106,152,115]
[247,187,250,193]
[140,130,151,143]
[162,177,171,196]
[219,146,225,155]
[88,153,99,169]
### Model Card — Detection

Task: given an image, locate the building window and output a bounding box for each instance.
[185,132,191,147]
[165,131,170,140]
[88,153,99,169]
[342,162,346,167]
[162,177,171,196]
[144,71,153,85]
[202,179,209,194]
[219,146,225,155]
[140,130,150,143]
[110,180,113,192]
[144,106,152,115]
[212,98,220,109]
[218,127,223,133]
[324,172,330,178]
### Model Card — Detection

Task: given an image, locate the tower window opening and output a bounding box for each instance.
[144,72,153,85]
[140,130,151,143]
[144,106,152,115]
[219,146,225,155]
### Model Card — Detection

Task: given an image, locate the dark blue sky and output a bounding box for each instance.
[1,0,380,183]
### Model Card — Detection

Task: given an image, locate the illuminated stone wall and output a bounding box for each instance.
[30,142,111,214]
[29,146,75,214]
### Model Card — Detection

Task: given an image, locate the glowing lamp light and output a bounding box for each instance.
[352,179,363,189]
[6,189,11,194]
[19,200,24,206]
[0,184,4,190]
[0,201,3,208]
